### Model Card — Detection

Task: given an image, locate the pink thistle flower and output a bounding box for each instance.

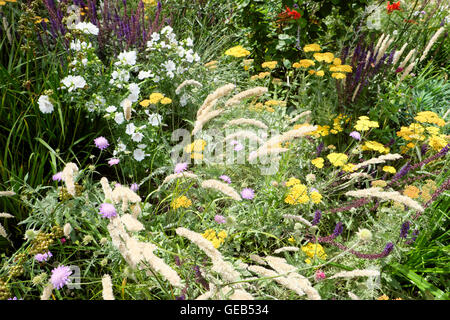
[94,136,109,150]
[60,238,66,244]
[50,265,72,289]
[214,215,226,224]
[108,158,120,166]
[219,175,231,184]
[349,131,361,141]
[35,251,53,262]
[130,183,139,192]
[99,203,117,218]
[241,188,255,200]
[174,162,188,174]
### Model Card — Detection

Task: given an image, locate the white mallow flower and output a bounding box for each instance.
[161,26,173,35]
[110,69,130,83]
[127,83,140,102]
[74,22,99,35]
[180,94,188,107]
[163,60,176,73]
[116,50,137,66]
[114,113,124,124]
[133,149,146,162]
[70,39,91,51]
[131,132,144,142]
[61,75,86,92]
[38,95,54,114]
[151,32,160,42]
[186,37,193,47]
[138,70,153,80]
[148,113,162,126]
[125,123,136,135]
[185,49,194,63]
[106,105,117,113]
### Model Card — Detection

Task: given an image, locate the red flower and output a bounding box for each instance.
[387,1,401,14]
[279,6,301,20]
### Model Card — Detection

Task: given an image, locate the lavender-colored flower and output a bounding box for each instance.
[174,162,188,174]
[214,215,226,224]
[316,142,324,157]
[99,203,117,218]
[50,265,72,289]
[400,221,410,239]
[332,222,344,238]
[241,188,255,200]
[108,158,120,166]
[52,172,63,181]
[130,183,139,192]
[94,136,109,150]
[219,175,231,184]
[312,210,322,226]
[383,242,394,255]
[349,131,361,141]
[35,251,53,262]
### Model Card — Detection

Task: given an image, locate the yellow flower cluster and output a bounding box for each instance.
[184,139,207,159]
[403,185,420,199]
[327,152,348,167]
[293,59,315,68]
[0,0,17,6]
[284,178,322,205]
[301,243,327,264]
[249,102,275,113]
[397,123,425,141]
[264,100,286,107]
[261,61,278,69]
[420,180,437,202]
[313,52,335,63]
[414,111,445,127]
[362,141,390,154]
[250,72,271,80]
[382,166,396,174]
[311,157,324,168]
[330,114,348,134]
[303,43,321,52]
[309,125,330,137]
[140,92,172,106]
[202,229,228,248]
[225,45,250,58]
[354,116,379,131]
[171,195,192,209]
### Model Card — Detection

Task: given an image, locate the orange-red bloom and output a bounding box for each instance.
[279,6,301,20]
[387,1,401,14]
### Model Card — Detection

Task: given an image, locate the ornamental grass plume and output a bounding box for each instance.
[201,179,242,201]
[61,162,78,196]
[420,27,445,62]
[141,245,184,288]
[398,49,416,70]
[224,87,268,108]
[40,283,53,300]
[263,125,317,149]
[102,274,115,300]
[282,214,313,227]
[392,42,408,66]
[328,269,380,279]
[111,184,141,213]
[120,214,145,232]
[273,247,300,254]
[0,191,15,197]
[224,130,264,144]
[192,109,224,135]
[175,79,203,95]
[160,172,198,187]
[345,187,424,212]
[352,153,402,170]
[248,147,289,162]
[223,118,268,130]
[197,84,236,118]
[100,177,113,201]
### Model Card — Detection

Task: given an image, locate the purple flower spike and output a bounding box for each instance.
[99,203,117,218]
[94,136,109,150]
[241,188,255,200]
[312,210,322,226]
[400,221,410,239]
[332,222,344,237]
[50,265,72,290]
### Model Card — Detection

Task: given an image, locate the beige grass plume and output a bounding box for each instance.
[328,269,380,279]
[224,87,268,108]
[61,162,78,196]
[223,118,268,130]
[175,79,202,95]
[192,109,224,135]
[289,110,312,124]
[352,153,402,170]
[160,172,199,187]
[201,179,242,201]
[420,27,445,62]
[102,274,115,300]
[224,130,264,144]
[392,42,408,66]
[197,83,235,118]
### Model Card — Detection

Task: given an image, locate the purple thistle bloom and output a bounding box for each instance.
[219,175,231,184]
[400,221,410,239]
[349,131,361,141]
[108,158,120,166]
[241,188,255,200]
[383,242,394,255]
[214,215,226,224]
[35,251,53,262]
[130,183,139,192]
[52,172,63,181]
[312,210,322,226]
[99,203,117,218]
[94,136,109,150]
[174,162,188,174]
[50,265,72,290]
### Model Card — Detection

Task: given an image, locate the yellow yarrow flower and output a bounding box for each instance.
[313,52,334,63]
[184,139,207,153]
[354,116,379,131]
[301,243,327,263]
[363,141,389,154]
[225,45,250,58]
[149,92,165,104]
[139,99,151,107]
[403,185,420,199]
[311,157,324,168]
[332,57,342,65]
[331,72,346,79]
[428,135,448,151]
[327,153,348,167]
[296,59,316,68]
[171,195,192,209]
[160,97,172,105]
[383,166,396,174]
[261,61,278,69]
[414,111,445,127]
[285,183,309,205]
[310,191,322,204]
[303,43,322,52]
[286,177,301,187]
[315,70,325,77]
[342,163,356,172]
